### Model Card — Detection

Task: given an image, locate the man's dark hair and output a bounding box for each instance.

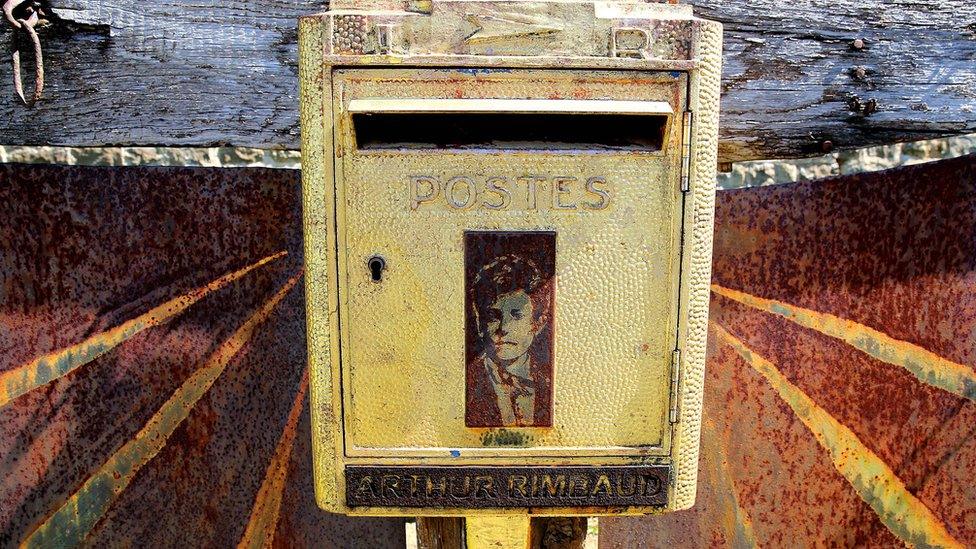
[471,254,547,333]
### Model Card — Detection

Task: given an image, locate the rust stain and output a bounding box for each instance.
[19,271,303,548]
[701,416,757,548]
[712,322,965,549]
[238,368,310,549]
[711,283,976,402]
[0,251,288,409]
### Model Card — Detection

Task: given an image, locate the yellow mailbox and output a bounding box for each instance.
[300,0,722,517]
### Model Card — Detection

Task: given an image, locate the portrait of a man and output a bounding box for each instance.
[465,232,555,428]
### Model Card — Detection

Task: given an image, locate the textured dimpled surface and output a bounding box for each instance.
[334,69,687,456]
[672,20,723,511]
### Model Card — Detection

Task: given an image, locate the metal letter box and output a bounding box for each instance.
[299,0,722,517]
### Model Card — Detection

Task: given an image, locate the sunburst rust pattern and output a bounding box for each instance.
[712,322,964,549]
[711,283,976,402]
[238,368,310,549]
[0,251,288,409]
[0,163,406,547]
[20,271,303,548]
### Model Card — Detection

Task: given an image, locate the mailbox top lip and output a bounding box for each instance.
[301,0,717,72]
[317,55,698,72]
[325,0,696,15]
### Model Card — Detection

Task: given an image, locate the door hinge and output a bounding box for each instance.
[669,349,682,424]
[680,110,693,193]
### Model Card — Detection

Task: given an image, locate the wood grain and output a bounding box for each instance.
[697,0,976,160]
[532,517,587,549]
[0,0,973,161]
[417,517,464,549]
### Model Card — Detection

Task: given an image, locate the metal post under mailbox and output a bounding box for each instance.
[299,0,722,545]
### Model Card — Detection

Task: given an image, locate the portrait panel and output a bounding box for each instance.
[465,231,556,428]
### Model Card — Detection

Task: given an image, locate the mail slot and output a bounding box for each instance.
[299,0,722,517]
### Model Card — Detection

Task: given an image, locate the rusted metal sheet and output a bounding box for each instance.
[602,154,976,547]
[0,164,405,547]
[3,155,975,546]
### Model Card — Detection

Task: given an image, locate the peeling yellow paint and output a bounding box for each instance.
[238,368,310,549]
[20,271,303,548]
[712,322,964,549]
[0,251,288,409]
[712,284,976,402]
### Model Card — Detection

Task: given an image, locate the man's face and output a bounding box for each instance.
[485,290,538,362]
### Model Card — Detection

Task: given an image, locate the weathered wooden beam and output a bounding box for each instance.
[697,0,976,160]
[0,1,973,161]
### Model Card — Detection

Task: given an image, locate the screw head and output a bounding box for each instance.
[852,38,866,50]
[863,98,878,115]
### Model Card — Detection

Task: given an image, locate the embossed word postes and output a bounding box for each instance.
[409,175,612,212]
[346,466,669,508]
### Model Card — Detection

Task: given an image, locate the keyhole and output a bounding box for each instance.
[368,256,386,282]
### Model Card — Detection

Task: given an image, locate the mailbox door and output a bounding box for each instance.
[333,68,687,460]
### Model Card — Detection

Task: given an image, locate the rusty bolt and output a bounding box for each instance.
[853,66,867,80]
[847,95,878,116]
[852,38,866,50]
[821,140,834,153]
[863,98,878,116]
